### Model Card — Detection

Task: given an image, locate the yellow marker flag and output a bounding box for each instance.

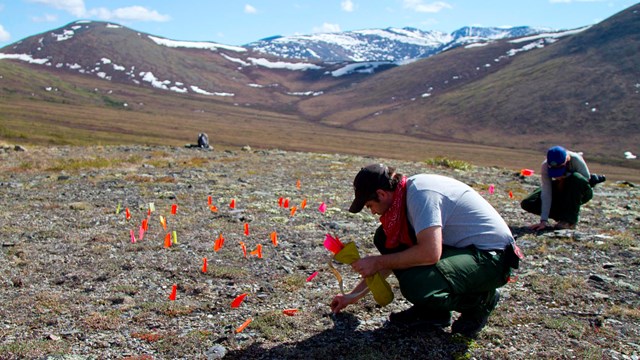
[333,241,393,307]
[172,230,178,244]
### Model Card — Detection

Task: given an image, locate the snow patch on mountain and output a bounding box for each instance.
[509,26,591,43]
[148,35,246,53]
[330,62,393,77]
[247,57,322,71]
[0,53,49,64]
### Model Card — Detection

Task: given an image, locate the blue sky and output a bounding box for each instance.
[0,0,637,47]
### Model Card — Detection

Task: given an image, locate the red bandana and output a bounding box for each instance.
[379,176,414,249]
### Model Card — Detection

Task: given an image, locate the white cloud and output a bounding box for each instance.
[98,6,170,22]
[403,0,452,13]
[341,0,355,12]
[31,13,59,22]
[27,1,169,22]
[0,24,10,42]
[244,4,257,14]
[27,0,86,17]
[312,22,342,33]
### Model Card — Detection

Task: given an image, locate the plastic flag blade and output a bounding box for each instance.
[231,293,248,308]
[306,271,318,282]
[235,318,252,333]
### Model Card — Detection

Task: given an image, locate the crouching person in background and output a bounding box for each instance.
[521,145,605,230]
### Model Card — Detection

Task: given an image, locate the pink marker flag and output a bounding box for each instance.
[488,184,495,195]
[306,271,319,282]
[323,234,344,255]
[318,202,327,214]
[130,229,136,244]
[138,226,145,241]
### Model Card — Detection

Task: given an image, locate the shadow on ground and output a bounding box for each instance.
[224,313,469,360]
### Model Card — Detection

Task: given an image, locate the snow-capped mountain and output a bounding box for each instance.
[0,1,637,162]
[245,26,547,62]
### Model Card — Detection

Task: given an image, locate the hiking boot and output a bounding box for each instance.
[389,305,452,329]
[451,289,500,338]
[555,221,575,230]
[589,174,606,187]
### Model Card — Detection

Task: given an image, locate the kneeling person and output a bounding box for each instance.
[331,164,520,338]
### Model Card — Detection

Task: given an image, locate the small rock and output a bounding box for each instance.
[588,274,613,283]
[69,202,91,210]
[204,345,227,360]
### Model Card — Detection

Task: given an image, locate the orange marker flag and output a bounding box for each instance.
[244,223,249,236]
[160,216,167,231]
[239,241,247,258]
[231,293,248,308]
[229,199,236,209]
[283,198,289,208]
[171,204,178,215]
[210,205,218,213]
[296,179,301,189]
[164,233,172,248]
[278,197,284,208]
[202,257,208,273]
[147,208,151,217]
[207,195,212,205]
[169,284,177,301]
[270,231,278,247]
[509,191,514,199]
[142,218,149,231]
[250,244,263,258]
[283,309,298,316]
[125,208,131,220]
[235,318,252,333]
[290,206,297,217]
[214,234,224,252]
[300,198,307,209]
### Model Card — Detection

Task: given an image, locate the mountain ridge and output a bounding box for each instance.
[0,4,638,172]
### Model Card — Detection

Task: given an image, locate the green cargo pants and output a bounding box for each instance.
[374,226,510,316]
[520,172,593,224]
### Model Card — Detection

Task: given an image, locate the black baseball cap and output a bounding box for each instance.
[349,163,391,213]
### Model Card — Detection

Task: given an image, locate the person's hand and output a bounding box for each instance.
[351,256,379,278]
[529,221,549,231]
[330,294,354,314]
